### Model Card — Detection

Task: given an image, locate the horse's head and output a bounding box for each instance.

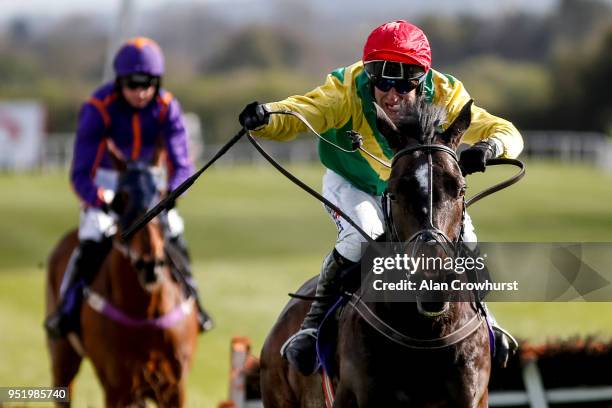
[376,96,473,315]
[111,159,168,291]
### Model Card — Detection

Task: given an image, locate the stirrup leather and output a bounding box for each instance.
[280,328,318,357]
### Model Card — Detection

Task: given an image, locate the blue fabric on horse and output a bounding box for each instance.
[316,295,351,376]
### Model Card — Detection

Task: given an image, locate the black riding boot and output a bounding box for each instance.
[281,249,354,376]
[462,242,519,368]
[168,235,214,333]
[481,303,519,368]
[44,239,111,339]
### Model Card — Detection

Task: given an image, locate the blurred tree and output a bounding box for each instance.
[30,15,106,82]
[8,18,31,46]
[201,25,307,73]
[168,69,319,144]
[0,53,40,84]
[140,4,228,80]
[550,0,612,47]
[452,55,552,129]
[0,0,610,137]
[547,0,612,132]
[422,13,553,67]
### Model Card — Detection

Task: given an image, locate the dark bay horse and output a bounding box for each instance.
[46,158,198,407]
[260,98,490,407]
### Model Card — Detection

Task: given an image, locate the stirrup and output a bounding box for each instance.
[280,328,318,358]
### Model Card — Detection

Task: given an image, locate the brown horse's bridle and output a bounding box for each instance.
[113,224,168,288]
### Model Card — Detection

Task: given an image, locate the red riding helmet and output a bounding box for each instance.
[113,37,165,77]
[363,20,432,73]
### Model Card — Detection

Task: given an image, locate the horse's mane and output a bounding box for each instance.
[395,96,447,144]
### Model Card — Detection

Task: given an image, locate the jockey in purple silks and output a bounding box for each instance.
[44,37,214,338]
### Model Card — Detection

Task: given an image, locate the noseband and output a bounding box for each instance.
[383,141,465,254]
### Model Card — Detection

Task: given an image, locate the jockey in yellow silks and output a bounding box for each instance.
[240,20,522,375]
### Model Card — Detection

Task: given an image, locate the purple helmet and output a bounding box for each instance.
[113,37,165,77]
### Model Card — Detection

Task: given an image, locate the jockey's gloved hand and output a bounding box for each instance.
[459,140,497,175]
[99,189,116,214]
[239,102,269,130]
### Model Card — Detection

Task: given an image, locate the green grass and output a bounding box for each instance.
[1,161,612,407]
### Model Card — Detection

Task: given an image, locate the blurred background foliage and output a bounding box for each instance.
[0,0,611,141]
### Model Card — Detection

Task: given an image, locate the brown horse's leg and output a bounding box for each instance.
[48,339,82,408]
[46,230,81,408]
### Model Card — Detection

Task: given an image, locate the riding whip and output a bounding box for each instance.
[121,128,246,241]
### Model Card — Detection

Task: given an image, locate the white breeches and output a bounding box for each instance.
[77,168,184,242]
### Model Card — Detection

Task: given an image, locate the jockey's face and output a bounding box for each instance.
[122,85,156,109]
[374,86,418,123]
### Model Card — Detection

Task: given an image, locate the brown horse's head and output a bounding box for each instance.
[111,160,168,291]
[376,96,473,315]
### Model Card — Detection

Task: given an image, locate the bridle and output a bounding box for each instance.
[382,140,465,256]
[114,164,169,287]
[114,220,168,289]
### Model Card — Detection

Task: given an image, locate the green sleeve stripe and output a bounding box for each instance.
[355,70,394,159]
[331,67,346,83]
[421,70,434,103]
[444,73,457,86]
[318,127,387,195]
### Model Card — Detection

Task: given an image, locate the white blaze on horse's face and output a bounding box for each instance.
[414,163,428,193]
[414,162,429,215]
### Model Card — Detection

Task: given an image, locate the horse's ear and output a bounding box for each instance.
[441,100,473,149]
[105,140,127,172]
[374,102,401,148]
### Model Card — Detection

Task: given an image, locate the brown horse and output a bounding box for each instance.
[260,98,490,407]
[46,159,198,407]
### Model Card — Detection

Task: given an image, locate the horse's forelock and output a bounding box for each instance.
[395,96,447,144]
[118,163,158,228]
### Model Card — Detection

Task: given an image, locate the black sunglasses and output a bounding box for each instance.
[121,75,159,90]
[371,77,420,94]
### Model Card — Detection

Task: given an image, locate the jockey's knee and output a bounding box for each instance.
[335,218,384,263]
[462,211,478,249]
[78,208,117,242]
